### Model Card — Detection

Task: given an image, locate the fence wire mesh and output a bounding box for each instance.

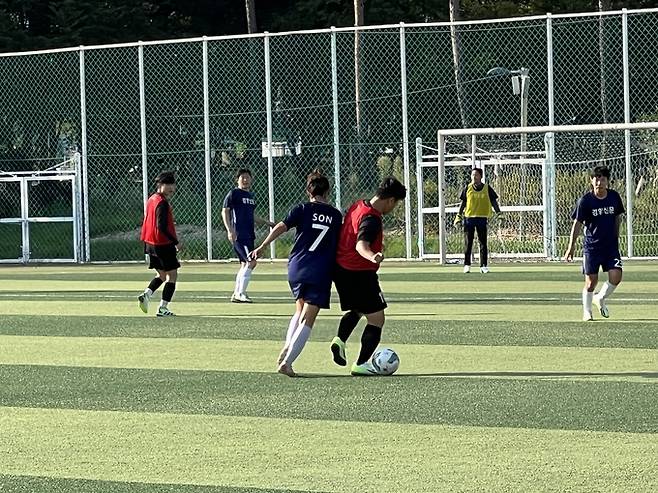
[1,9,657,261]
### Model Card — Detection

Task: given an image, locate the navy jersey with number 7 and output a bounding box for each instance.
[283,201,343,284]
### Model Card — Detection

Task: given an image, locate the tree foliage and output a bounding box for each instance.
[2,0,658,52]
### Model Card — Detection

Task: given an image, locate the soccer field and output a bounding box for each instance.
[0,262,656,493]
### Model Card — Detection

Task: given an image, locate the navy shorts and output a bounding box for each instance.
[289,281,332,309]
[582,250,623,275]
[233,239,254,262]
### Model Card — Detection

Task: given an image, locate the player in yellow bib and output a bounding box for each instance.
[455,168,501,273]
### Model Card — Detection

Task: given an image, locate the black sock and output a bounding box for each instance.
[337,311,361,342]
[162,282,176,302]
[147,277,164,293]
[357,324,382,365]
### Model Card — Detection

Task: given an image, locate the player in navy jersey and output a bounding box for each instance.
[222,169,275,303]
[251,171,343,377]
[564,166,625,321]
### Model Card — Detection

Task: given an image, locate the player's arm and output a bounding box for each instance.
[221,207,236,243]
[356,215,383,264]
[614,214,622,239]
[255,215,276,228]
[488,186,502,214]
[563,219,583,262]
[455,187,467,224]
[155,201,179,246]
[251,222,288,259]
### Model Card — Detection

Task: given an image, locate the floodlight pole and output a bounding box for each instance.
[518,68,530,240]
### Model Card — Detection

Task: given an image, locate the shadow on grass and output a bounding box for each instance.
[299,371,658,379]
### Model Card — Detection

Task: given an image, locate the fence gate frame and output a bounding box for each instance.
[0,156,83,263]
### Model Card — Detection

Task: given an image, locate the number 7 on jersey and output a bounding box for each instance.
[309,223,330,251]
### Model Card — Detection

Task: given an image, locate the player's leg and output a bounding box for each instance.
[237,256,257,301]
[476,218,489,273]
[278,297,304,365]
[279,301,321,377]
[351,274,387,376]
[594,257,623,318]
[463,219,475,273]
[331,266,361,366]
[582,252,600,321]
[157,268,178,317]
[139,268,166,313]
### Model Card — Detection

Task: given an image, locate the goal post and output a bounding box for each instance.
[417,121,658,263]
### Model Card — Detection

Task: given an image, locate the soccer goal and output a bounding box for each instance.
[0,153,85,263]
[416,122,658,263]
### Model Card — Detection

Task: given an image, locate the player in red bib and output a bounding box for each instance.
[330,177,407,376]
[138,170,182,317]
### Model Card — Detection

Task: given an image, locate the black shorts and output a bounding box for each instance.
[145,243,180,272]
[333,264,387,314]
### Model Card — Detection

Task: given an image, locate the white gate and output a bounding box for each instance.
[0,155,83,263]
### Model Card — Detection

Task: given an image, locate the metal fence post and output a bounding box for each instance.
[546,13,555,127]
[79,46,90,262]
[400,22,412,259]
[138,42,148,220]
[202,37,212,261]
[264,32,276,259]
[331,27,341,211]
[622,8,633,258]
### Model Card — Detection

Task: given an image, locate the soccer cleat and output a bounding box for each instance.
[350,361,378,376]
[330,336,347,366]
[463,265,471,274]
[138,293,150,313]
[156,306,176,317]
[480,266,490,274]
[593,296,609,318]
[583,311,593,322]
[231,293,253,304]
[277,363,297,377]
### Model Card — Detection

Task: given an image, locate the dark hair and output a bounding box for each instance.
[376,176,406,201]
[306,169,330,197]
[155,170,176,185]
[590,165,611,179]
[236,168,252,179]
[471,167,483,177]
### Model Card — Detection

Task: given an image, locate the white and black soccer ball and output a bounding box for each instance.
[371,348,400,376]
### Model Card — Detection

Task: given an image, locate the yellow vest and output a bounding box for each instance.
[464,183,493,218]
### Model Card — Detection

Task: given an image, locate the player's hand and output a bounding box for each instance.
[453,214,462,226]
[268,221,276,229]
[371,252,384,264]
[176,241,184,253]
[563,247,574,263]
[227,230,236,243]
[250,247,264,260]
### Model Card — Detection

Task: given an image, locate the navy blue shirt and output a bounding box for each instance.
[572,189,625,253]
[283,201,343,285]
[223,188,256,242]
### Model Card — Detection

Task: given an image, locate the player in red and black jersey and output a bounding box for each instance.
[138,170,182,317]
[330,176,406,376]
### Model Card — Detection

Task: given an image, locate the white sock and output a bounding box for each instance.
[285,312,301,347]
[238,267,253,294]
[597,281,617,300]
[234,266,245,294]
[283,324,312,366]
[582,289,593,313]
[144,288,153,296]
[160,300,169,308]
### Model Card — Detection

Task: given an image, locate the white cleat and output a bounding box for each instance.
[593,296,609,318]
[156,306,176,317]
[231,293,253,303]
[138,292,151,313]
[463,265,471,274]
[480,266,490,274]
[583,311,593,322]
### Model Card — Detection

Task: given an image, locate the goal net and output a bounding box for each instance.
[416,122,658,263]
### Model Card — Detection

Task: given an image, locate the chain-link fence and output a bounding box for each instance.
[1,9,658,262]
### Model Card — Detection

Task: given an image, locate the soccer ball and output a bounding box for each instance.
[371,348,400,376]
